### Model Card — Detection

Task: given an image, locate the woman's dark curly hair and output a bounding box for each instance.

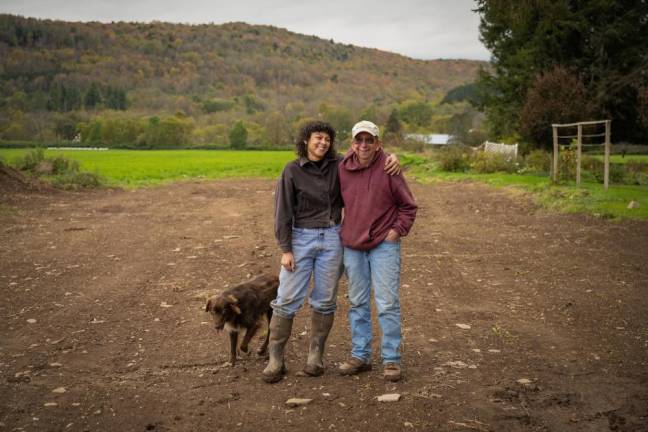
[295,120,336,159]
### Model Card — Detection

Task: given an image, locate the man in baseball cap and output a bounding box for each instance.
[337,120,417,382]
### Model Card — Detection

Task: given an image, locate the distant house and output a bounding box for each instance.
[406,133,454,145]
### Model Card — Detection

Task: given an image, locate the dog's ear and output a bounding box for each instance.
[205,298,212,313]
[226,295,242,315]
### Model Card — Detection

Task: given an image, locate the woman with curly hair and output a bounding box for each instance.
[263,120,400,383]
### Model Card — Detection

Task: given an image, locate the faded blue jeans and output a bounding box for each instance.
[271,225,343,318]
[343,240,402,364]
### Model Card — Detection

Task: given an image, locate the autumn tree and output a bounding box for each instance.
[229,121,248,149]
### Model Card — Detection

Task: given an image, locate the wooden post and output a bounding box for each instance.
[576,124,582,186]
[552,125,558,183]
[604,120,611,191]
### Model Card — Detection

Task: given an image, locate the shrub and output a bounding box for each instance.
[524,149,551,174]
[557,147,577,181]
[51,156,80,175]
[625,160,648,175]
[12,148,102,189]
[15,148,45,171]
[471,151,517,173]
[580,156,630,184]
[50,172,103,189]
[436,145,472,172]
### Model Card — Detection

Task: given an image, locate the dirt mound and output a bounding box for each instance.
[0,163,54,196]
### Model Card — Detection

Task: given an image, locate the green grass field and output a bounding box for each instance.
[0,148,295,186]
[2,148,647,220]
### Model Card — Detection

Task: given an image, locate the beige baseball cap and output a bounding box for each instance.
[352,120,380,138]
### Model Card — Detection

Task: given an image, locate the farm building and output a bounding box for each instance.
[406,133,454,145]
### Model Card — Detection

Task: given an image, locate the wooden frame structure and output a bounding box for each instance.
[551,120,611,190]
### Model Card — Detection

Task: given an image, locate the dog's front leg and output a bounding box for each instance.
[239,323,259,354]
[229,331,238,365]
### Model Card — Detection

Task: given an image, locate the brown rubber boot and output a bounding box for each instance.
[262,314,293,383]
[303,311,335,377]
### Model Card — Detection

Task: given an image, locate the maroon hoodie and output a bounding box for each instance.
[339,148,417,250]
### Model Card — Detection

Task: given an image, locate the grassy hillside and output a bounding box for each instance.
[0,14,485,146]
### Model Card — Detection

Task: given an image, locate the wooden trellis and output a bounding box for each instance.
[551,120,611,190]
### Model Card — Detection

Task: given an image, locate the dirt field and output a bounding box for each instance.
[1,178,647,432]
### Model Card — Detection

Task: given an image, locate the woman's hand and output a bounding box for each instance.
[281,252,295,272]
[384,153,401,176]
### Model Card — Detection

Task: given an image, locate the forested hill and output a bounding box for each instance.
[0,14,485,146]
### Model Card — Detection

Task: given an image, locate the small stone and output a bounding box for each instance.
[472,349,481,353]
[443,360,468,369]
[488,349,501,353]
[285,398,313,407]
[160,302,172,308]
[52,387,66,393]
[627,200,640,209]
[223,235,240,240]
[517,378,532,385]
[44,402,58,407]
[378,393,401,402]
[455,323,471,330]
[26,319,37,324]
[404,422,414,428]
[428,338,438,343]
[49,362,63,367]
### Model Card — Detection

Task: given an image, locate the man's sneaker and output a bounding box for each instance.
[339,357,372,376]
[383,362,402,382]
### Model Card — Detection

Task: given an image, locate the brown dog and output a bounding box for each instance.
[205,274,279,365]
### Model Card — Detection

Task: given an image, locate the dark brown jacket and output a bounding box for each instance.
[274,154,343,252]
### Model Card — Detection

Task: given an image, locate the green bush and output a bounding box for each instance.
[11,148,103,189]
[436,145,472,172]
[625,160,648,175]
[50,172,103,189]
[557,147,577,181]
[51,156,80,175]
[471,151,517,173]
[524,149,551,174]
[14,148,45,171]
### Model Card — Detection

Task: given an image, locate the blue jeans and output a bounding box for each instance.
[343,240,402,364]
[271,226,343,318]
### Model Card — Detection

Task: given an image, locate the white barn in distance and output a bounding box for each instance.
[406,133,454,145]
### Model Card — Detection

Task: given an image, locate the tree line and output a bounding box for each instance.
[475,0,648,147]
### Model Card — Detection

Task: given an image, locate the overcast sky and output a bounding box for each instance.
[1,0,491,61]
